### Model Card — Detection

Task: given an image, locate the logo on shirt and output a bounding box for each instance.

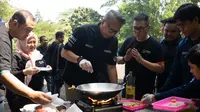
[104,50,112,54]
[85,44,93,48]
[142,49,151,54]
[38,61,44,65]
[67,35,77,47]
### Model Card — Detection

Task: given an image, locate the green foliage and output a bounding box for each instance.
[0,0,14,21]
[35,9,43,23]
[33,21,71,44]
[59,7,102,30]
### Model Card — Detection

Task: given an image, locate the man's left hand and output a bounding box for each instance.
[131,48,143,63]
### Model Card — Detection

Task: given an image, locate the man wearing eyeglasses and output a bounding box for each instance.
[61,10,125,100]
[160,3,200,92]
[117,13,164,100]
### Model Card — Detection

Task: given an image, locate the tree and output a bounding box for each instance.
[59,7,102,30]
[35,9,43,23]
[33,21,71,43]
[0,0,14,21]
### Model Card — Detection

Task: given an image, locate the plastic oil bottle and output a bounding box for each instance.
[125,71,136,99]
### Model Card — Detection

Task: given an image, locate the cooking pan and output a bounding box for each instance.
[76,83,125,100]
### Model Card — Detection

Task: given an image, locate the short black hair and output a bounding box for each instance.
[55,31,64,39]
[10,10,35,24]
[161,17,176,26]
[103,10,126,25]
[133,13,149,25]
[186,44,200,68]
[39,35,47,42]
[173,3,200,23]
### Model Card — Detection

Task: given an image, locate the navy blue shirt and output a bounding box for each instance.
[155,78,200,101]
[63,24,118,86]
[160,37,200,92]
[118,36,164,100]
[157,37,182,91]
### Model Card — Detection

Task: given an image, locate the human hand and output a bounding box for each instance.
[23,67,39,75]
[79,59,93,73]
[178,102,197,112]
[141,94,155,105]
[124,48,132,61]
[28,91,52,105]
[131,48,143,63]
[46,65,52,72]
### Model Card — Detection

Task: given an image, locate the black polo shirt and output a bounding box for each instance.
[118,36,164,100]
[63,24,118,86]
[0,23,13,86]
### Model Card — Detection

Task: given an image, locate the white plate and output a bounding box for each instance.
[20,104,40,112]
[38,67,52,71]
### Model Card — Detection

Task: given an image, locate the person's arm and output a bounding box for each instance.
[0,40,51,104]
[139,58,164,73]
[107,38,118,83]
[155,78,198,101]
[61,27,93,73]
[117,37,132,64]
[61,49,79,63]
[107,64,118,83]
[61,27,86,64]
[131,46,164,73]
[0,71,51,104]
[117,48,132,64]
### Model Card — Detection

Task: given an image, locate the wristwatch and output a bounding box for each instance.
[77,56,84,64]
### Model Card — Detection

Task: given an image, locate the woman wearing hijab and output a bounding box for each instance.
[6,32,51,112]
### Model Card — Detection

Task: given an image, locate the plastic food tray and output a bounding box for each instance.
[119,99,148,111]
[152,96,194,112]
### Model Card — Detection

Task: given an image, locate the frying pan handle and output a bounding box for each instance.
[121,82,126,86]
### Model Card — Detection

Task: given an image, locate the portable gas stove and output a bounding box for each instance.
[75,97,122,112]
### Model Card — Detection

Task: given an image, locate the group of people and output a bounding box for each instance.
[139,3,200,112]
[0,2,200,112]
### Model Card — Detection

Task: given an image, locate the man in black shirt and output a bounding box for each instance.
[44,31,66,95]
[117,13,164,100]
[61,10,125,100]
[37,35,48,55]
[0,10,51,107]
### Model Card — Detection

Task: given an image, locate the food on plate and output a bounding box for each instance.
[68,85,76,90]
[36,109,48,112]
[171,98,177,103]
[123,102,142,107]
[35,105,67,112]
[168,101,185,107]
[167,98,185,107]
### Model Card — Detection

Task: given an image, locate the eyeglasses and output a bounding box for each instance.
[106,21,120,34]
[133,25,148,32]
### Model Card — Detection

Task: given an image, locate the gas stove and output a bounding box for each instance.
[75,99,122,112]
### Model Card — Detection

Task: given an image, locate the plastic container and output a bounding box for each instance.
[152,96,194,112]
[119,99,148,111]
